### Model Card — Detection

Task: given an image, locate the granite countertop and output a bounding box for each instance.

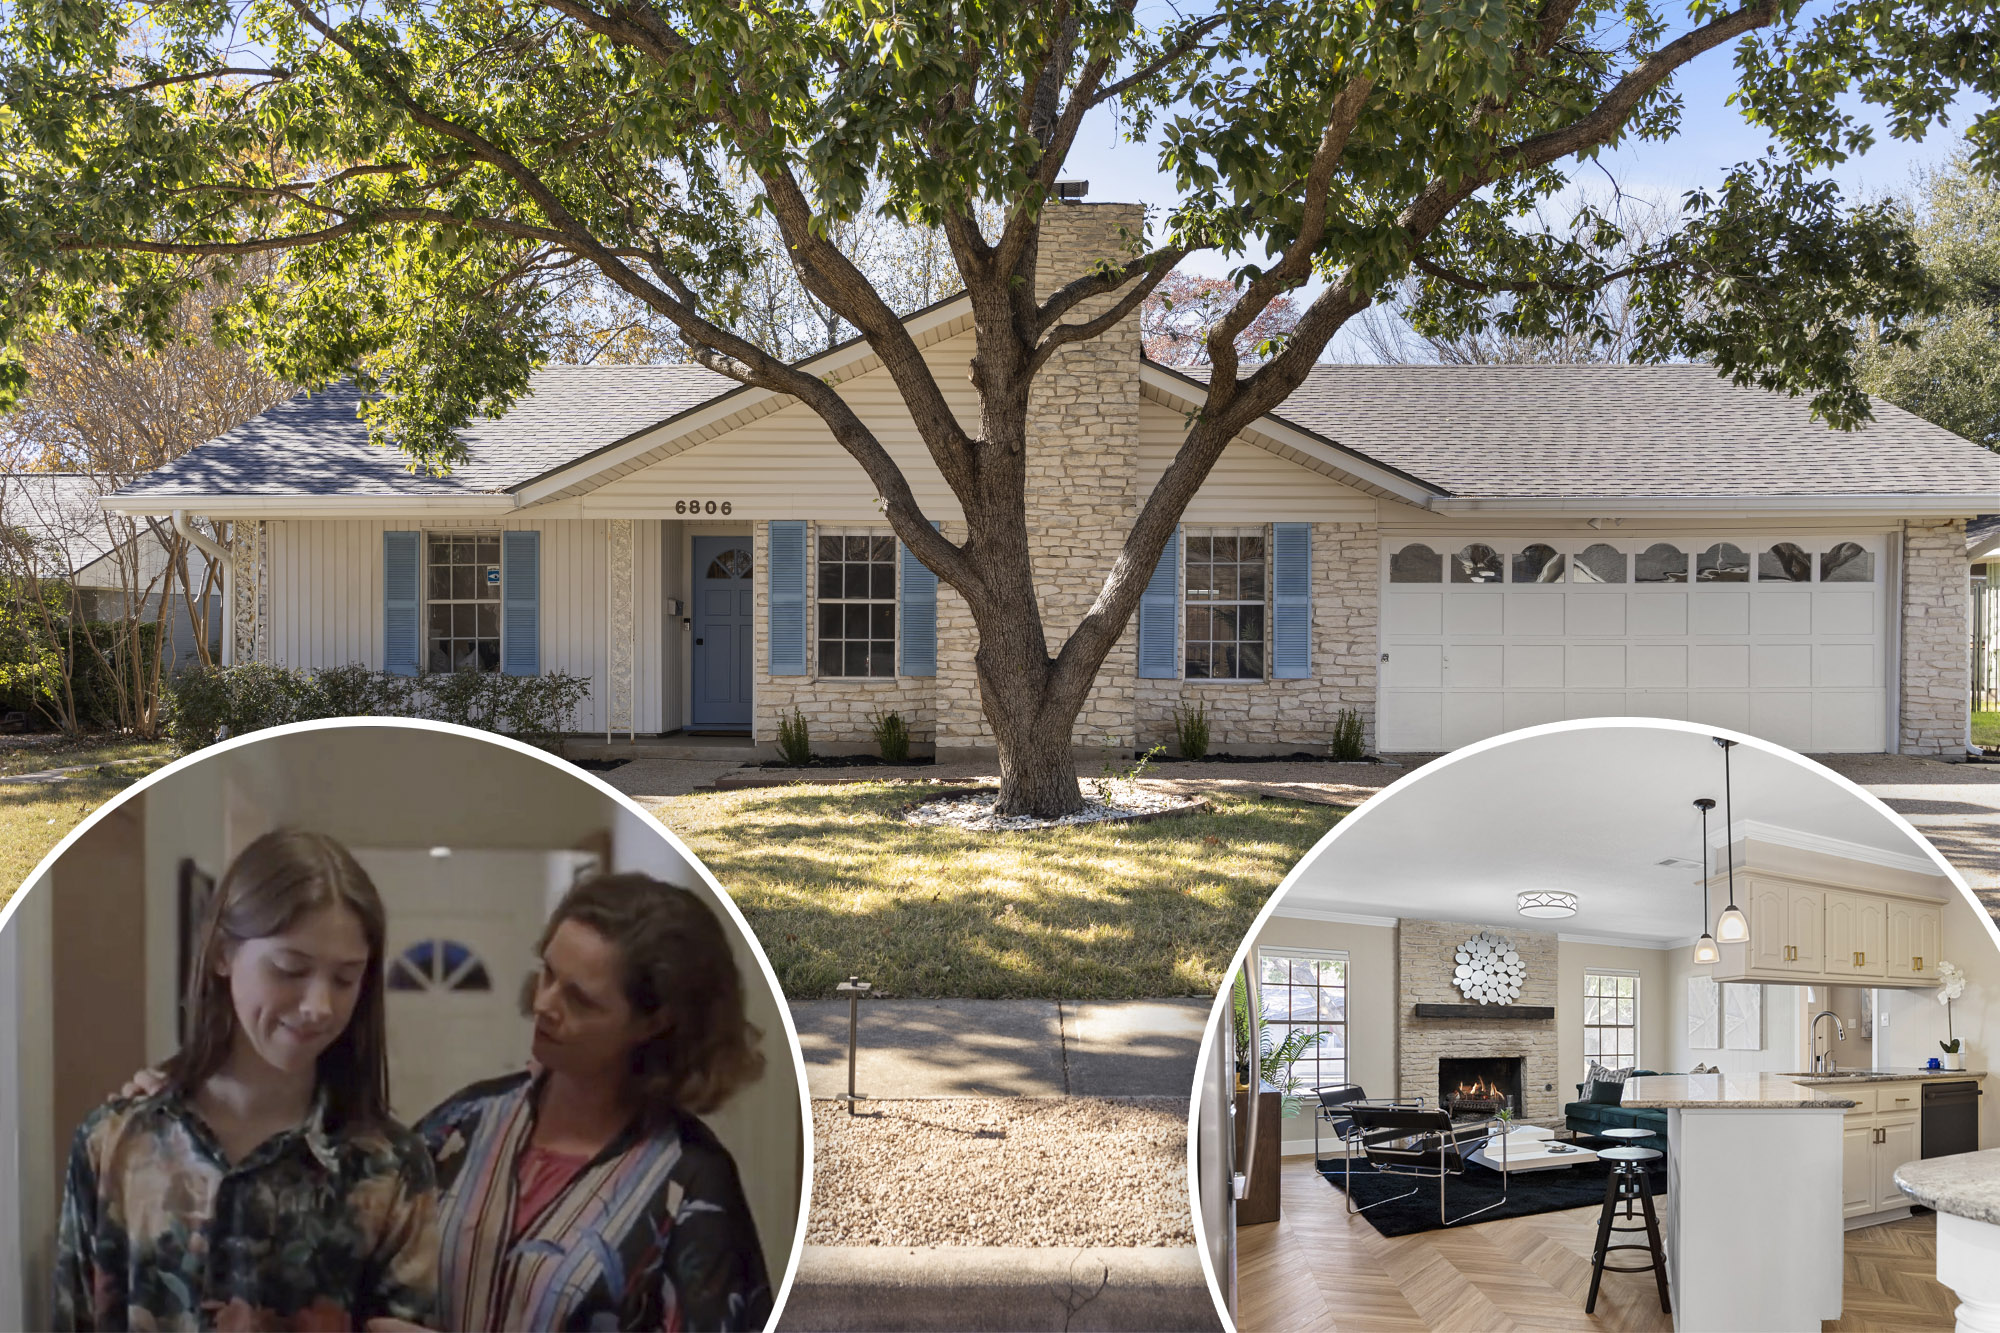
[1895,1150,2000,1224]
[1621,1073,1857,1109]
[1789,1068,1986,1085]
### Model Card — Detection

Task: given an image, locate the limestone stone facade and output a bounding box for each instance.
[1134,521,1379,752]
[1397,918,1561,1124]
[750,520,939,747]
[1900,517,1970,758]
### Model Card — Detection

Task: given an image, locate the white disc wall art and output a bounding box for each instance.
[1452,930,1525,1004]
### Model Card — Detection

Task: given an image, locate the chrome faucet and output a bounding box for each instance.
[1811,1011,1846,1074]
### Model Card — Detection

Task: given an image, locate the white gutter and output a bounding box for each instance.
[170,510,230,565]
[103,494,517,518]
[1429,494,2000,516]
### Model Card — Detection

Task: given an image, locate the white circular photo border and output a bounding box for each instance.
[1184,715,2000,1333]
[0,716,815,1333]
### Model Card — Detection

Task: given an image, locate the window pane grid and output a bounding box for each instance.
[1257,951,1347,1093]
[1389,539,1879,587]
[817,532,897,677]
[1582,971,1639,1075]
[426,533,501,673]
[1186,527,1266,679]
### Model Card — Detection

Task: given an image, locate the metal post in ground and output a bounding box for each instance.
[834,975,872,1114]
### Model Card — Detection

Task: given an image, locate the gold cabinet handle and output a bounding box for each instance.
[1915,956,1924,971]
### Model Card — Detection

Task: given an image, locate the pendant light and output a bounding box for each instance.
[1713,737,1751,944]
[1692,798,1720,964]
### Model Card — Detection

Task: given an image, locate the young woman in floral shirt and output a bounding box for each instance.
[54,830,438,1331]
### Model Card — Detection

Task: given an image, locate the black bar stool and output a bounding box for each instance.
[1586,1145,1670,1315]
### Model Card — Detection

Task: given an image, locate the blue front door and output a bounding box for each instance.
[691,536,754,731]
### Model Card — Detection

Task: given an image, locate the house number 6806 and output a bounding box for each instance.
[675,500,732,515]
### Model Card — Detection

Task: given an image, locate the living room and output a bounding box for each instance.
[1204,722,2000,1331]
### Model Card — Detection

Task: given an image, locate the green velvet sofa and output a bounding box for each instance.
[1562,1070,1672,1153]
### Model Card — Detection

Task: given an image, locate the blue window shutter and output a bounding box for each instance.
[900,535,938,677]
[1137,526,1180,679]
[769,520,807,676]
[501,530,540,676]
[1272,523,1312,679]
[383,531,420,676]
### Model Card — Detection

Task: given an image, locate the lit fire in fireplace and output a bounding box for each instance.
[1451,1075,1508,1100]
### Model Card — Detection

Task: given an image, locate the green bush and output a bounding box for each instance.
[1328,707,1367,762]
[1173,701,1210,760]
[870,710,911,763]
[161,663,592,754]
[777,708,812,766]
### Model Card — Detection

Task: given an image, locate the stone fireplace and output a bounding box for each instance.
[1438,1055,1525,1119]
[1398,918,1561,1122]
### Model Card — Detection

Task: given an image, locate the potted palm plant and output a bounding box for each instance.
[1231,969,1320,1116]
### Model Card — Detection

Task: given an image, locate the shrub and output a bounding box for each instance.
[1172,701,1210,760]
[870,710,911,763]
[160,663,592,754]
[777,708,812,766]
[1329,707,1367,762]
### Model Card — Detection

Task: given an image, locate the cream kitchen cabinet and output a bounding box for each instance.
[1885,899,1942,982]
[1714,874,1946,990]
[1824,891,1887,980]
[1841,1085,1925,1226]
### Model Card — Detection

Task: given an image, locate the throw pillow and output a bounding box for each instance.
[1588,1076,1629,1105]
[1583,1060,1634,1103]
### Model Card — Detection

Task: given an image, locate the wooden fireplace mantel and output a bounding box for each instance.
[1412,1003,1556,1020]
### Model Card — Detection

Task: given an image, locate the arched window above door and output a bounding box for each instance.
[705,549,753,580]
[387,939,493,992]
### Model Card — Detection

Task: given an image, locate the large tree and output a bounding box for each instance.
[1857,154,2000,450]
[2,0,1990,813]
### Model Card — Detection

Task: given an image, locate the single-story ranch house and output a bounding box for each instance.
[104,204,2000,759]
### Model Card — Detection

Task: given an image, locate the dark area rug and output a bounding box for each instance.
[1317,1155,1665,1238]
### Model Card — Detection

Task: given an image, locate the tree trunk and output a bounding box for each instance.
[971,575,1100,819]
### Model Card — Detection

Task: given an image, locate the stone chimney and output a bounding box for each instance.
[934,199,1150,756]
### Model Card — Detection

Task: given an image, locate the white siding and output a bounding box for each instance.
[582,334,977,521]
[266,518,660,734]
[1138,397,1378,522]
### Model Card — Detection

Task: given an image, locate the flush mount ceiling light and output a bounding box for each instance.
[1693,798,1720,965]
[1517,891,1578,919]
[1713,738,1751,945]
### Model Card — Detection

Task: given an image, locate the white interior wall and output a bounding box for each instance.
[1,878,56,1332]
[1555,939,1674,1091]
[1662,944,1808,1077]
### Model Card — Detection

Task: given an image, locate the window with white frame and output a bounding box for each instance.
[1185,527,1266,679]
[427,533,501,672]
[1257,947,1347,1091]
[817,532,896,677]
[1583,969,1640,1073]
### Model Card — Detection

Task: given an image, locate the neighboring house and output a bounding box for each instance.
[3,472,221,671]
[102,205,2000,757]
[1968,516,2000,714]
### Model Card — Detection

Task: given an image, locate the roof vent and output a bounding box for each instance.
[1053,180,1089,200]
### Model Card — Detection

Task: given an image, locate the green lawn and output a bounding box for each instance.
[653,783,1345,1000]
[1975,712,2000,749]
[0,734,173,778]
[0,751,173,903]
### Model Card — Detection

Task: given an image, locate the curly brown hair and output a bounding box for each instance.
[535,873,765,1120]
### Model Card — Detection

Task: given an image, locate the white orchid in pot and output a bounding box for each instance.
[1935,960,1968,1070]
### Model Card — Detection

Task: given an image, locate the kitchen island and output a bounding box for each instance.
[1621,1073,1857,1331]
[1895,1149,2000,1332]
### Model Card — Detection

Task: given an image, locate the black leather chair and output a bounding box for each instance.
[1340,1102,1508,1227]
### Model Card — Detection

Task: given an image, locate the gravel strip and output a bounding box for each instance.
[902,783,1203,831]
[806,1097,1191,1248]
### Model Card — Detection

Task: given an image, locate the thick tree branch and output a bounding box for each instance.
[1029,247,1186,373]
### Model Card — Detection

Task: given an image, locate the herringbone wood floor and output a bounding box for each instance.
[1233,1157,1956,1332]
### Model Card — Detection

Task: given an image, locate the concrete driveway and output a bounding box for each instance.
[1816,754,2000,922]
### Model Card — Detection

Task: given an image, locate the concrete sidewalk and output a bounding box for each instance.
[787,997,1209,1100]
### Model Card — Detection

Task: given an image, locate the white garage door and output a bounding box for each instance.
[1379,535,1888,753]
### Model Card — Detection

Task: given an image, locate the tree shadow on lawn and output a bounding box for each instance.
[659,783,1344,1000]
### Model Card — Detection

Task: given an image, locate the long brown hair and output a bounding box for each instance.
[537,874,765,1121]
[163,829,391,1132]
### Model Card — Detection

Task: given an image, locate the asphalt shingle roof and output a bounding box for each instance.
[2,473,125,572]
[1259,363,2000,500]
[108,357,2000,505]
[113,365,735,499]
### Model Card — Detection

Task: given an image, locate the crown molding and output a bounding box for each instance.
[1269,906,1401,928]
[1716,819,1939,877]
